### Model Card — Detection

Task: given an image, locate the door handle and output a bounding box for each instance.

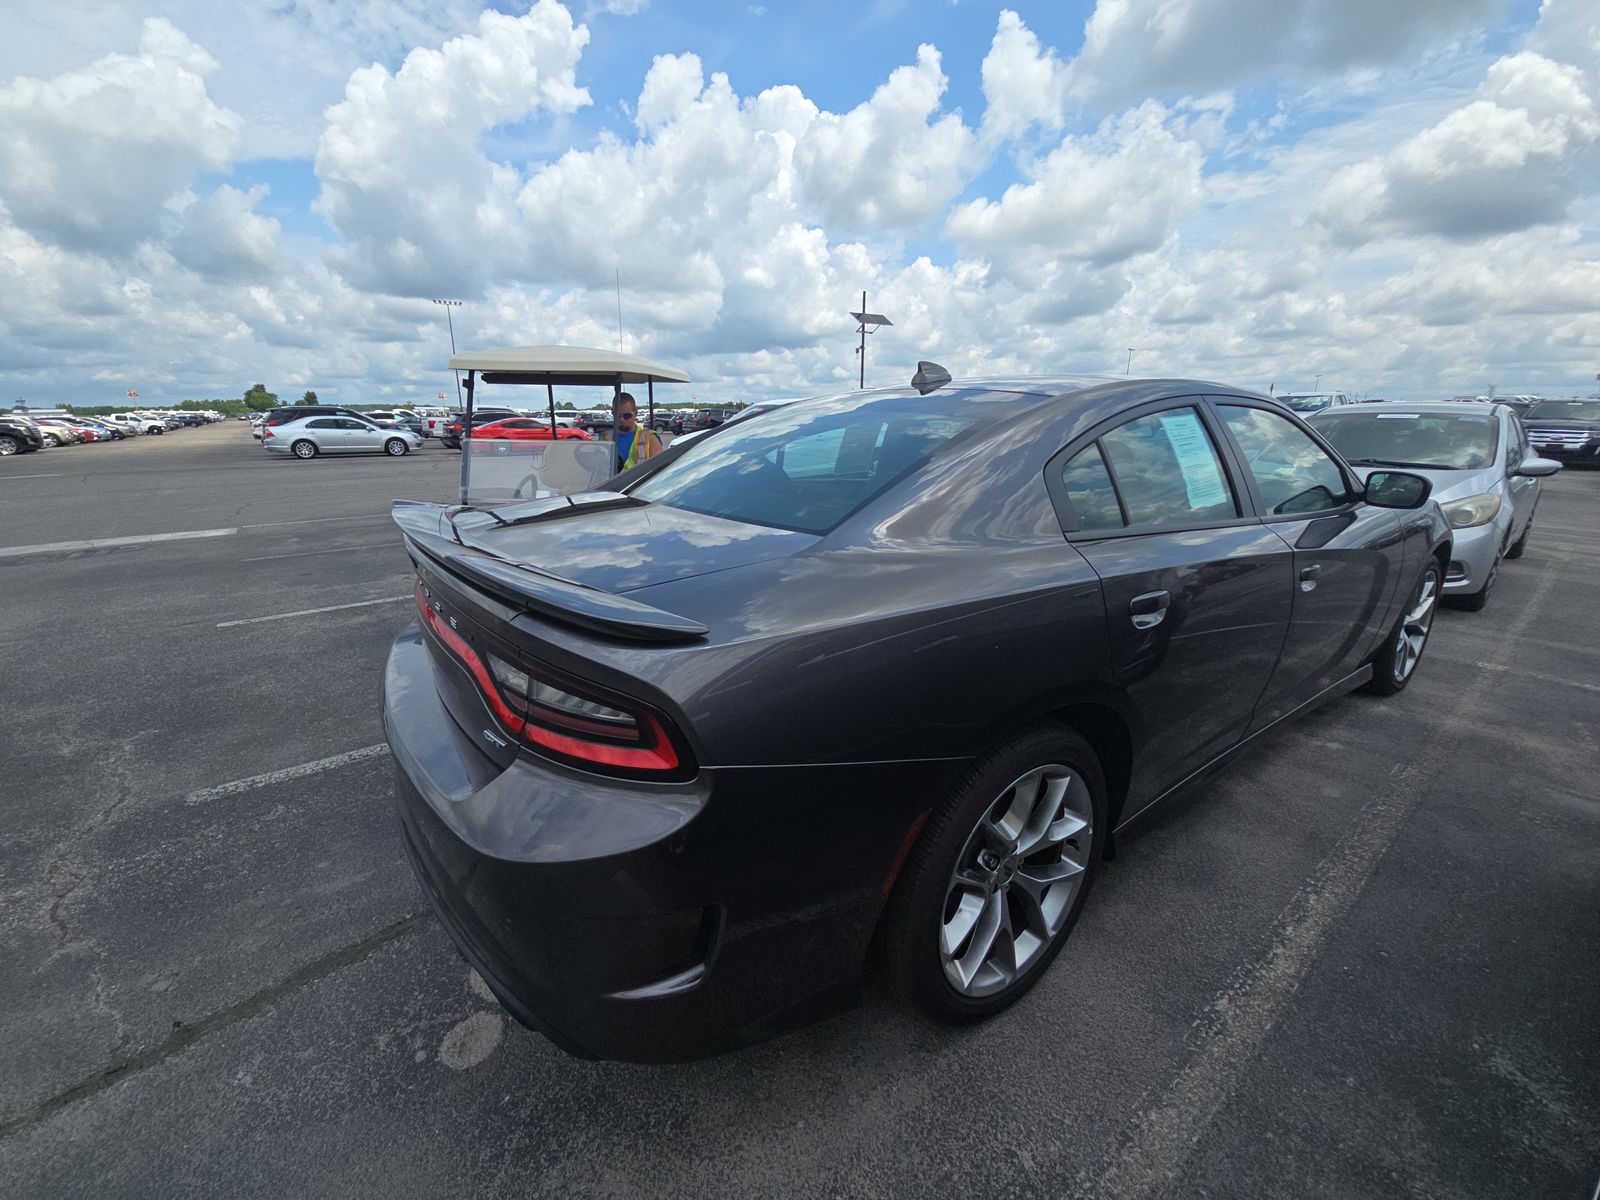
[1129,590,1170,630]
[1299,564,1322,592]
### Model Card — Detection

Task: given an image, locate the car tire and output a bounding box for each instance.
[291,439,318,459]
[1505,518,1533,559]
[42,434,61,447]
[492,438,512,456]
[1363,559,1441,694]
[0,435,19,456]
[385,438,408,457]
[880,723,1107,1024]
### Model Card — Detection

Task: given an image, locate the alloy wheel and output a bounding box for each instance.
[1393,568,1438,682]
[0,436,17,456]
[940,764,1093,998]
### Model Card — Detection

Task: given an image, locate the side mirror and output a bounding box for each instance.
[1513,456,1562,478]
[1364,470,1432,509]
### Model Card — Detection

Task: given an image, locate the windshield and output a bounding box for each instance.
[1280,395,1333,413]
[1524,400,1600,421]
[629,389,1033,535]
[1312,411,1498,471]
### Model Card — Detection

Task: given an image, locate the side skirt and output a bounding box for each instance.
[1112,662,1374,837]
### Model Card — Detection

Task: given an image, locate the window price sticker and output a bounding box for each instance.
[1159,412,1230,510]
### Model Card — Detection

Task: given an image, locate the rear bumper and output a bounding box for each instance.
[383,624,956,1062]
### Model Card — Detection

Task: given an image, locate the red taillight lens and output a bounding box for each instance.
[263,427,274,438]
[414,583,682,774]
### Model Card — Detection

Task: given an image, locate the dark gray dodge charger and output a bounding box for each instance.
[383,373,1450,1061]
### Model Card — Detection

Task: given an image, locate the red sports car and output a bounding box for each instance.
[469,418,593,442]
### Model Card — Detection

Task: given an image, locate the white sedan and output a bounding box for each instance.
[263,415,423,459]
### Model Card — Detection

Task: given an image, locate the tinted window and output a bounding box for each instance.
[1059,443,1124,532]
[307,418,339,429]
[631,390,1017,534]
[1221,406,1350,514]
[1098,408,1238,527]
[1312,411,1498,471]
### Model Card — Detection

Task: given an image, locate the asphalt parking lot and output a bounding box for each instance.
[2,422,1597,1198]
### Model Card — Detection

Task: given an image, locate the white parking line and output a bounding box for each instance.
[0,472,63,479]
[1083,561,1562,1199]
[185,744,390,804]
[216,595,411,627]
[240,513,392,530]
[1429,655,1600,693]
[0,527,238,559]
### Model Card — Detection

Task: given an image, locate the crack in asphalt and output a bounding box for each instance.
[0,909,430,1142]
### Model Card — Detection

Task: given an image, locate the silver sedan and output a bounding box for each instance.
[263,415,423,459]
[1310,401,1560,610]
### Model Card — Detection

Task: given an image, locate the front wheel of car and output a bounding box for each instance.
[880,724,1107,1024]
[1364,559,1441,695]
[0,436,19,456]
[1505,518,1533,559]
[1448,556,1497,612]
[384,438,408,457]
[291,439,318,459]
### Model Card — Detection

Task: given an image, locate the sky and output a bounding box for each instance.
[1,0,1598,410]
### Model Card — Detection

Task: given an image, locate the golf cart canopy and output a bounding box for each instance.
[448,345,691,387]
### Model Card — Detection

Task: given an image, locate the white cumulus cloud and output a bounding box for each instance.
[0,19,240,256]
[1317,50,1600,242]
[1064,0,1502,106]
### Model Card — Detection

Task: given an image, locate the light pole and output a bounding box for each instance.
[432,299,463,408]
[1313,373,1323,392]
[849,292,892,389]
[1126,347,1137,375]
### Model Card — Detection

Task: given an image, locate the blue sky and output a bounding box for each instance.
[1,0,1597,409]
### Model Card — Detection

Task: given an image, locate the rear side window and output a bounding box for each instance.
[1059,443,1124,532]
[1097,408,1238,527]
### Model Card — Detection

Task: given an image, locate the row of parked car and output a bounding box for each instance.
[0,409,226,454]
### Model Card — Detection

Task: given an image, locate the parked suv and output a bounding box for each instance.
[1521,399,1600,466]
[440,408,519,449]
[0,415,46,456]
[684,407,739,431]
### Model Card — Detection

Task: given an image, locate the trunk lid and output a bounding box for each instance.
[443,495,817,594]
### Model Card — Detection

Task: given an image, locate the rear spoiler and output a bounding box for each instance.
[391,500,709,644]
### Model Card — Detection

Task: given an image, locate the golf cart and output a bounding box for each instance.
[444,345,691,505]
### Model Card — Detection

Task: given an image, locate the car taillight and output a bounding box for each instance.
[263,427,274,438]
[414,584,683,774]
